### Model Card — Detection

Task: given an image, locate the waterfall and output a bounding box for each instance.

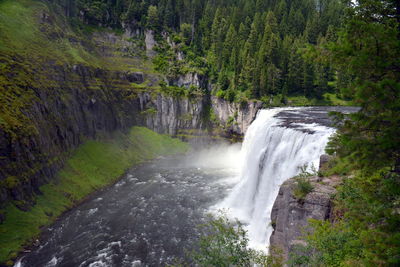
[215,108,335,251]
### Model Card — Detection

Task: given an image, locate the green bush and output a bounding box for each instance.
[191,214,283,267]
[293,177,314,200]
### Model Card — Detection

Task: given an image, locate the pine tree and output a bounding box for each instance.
[146,5,159,30]
[223,24,237,69]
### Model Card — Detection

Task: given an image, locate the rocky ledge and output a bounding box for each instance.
[269,162,341,261]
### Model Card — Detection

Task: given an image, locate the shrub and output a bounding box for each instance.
[293,177,314,200]
[191,214,283,267]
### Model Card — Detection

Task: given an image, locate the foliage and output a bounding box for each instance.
[296,0,400,265]
[140,107,157,116]
[295,171,400,266]
[292,164,315,200]
[324,0,400,174]
[293,178,314,201]
[191,214,283,267]
[0,127,188,265]
[297,163,318,178]
[59,0,349,102]
[288,220,362,266]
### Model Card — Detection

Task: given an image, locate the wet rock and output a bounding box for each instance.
[275,107,360,130]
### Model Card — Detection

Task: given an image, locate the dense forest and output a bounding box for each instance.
[55,0,349,104]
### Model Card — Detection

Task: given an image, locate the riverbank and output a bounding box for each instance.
[0,127,188,266]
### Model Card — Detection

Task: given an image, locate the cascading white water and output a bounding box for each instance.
[214,108,335,251]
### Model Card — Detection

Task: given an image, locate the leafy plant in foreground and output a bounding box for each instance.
[191,214,283,267]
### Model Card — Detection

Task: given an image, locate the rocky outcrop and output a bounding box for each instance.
[126,72,145,84]
[175,73,201,88]
[145,30,156,57]
[269,173,341,262]
[211,96,262,135]
[139,92,206,135]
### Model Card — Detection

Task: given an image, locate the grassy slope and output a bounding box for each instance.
[0,127,188,265]
[0,0,102,137]
[0,0,102,64]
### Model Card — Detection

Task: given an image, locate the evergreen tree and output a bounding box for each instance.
[222,24,237,69]
[146,5,159,30]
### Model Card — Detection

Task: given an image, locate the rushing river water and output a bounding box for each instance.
[17,107,358,267]
[17,145,242,267]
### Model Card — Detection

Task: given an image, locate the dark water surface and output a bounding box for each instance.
[18,148,241,267]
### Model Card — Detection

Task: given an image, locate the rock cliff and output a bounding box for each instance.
[0,61,260,209]
[269,170,341,262]
[211,96,262,136]
[138,92,206,135]
[0,64,139,208]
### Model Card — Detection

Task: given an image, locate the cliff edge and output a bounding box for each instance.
[269,156,341,262]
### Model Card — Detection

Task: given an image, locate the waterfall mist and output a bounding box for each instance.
[183,143,243,171]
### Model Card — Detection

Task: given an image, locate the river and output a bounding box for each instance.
[16,107,357,267]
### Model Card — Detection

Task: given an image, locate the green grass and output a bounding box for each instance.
[0,0,101,66]
[322,93,353,106]
[285,94,353,107]
[0,127,188,265]
[0,0,38,53]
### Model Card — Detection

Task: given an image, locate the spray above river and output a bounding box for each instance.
[16,107,357,266]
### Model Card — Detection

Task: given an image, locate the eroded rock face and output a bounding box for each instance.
[126,72,144,84]
[145,30,156,57]
[0,64,143,207]
[269,173,341,261]
[138,92,205,135]
[211,96,262,136]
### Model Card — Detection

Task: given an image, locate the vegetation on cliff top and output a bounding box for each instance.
[0,127,188,265]
[0,0,354,141]
[49,0,354,105]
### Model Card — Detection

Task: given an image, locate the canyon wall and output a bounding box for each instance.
[0,63,260,209]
